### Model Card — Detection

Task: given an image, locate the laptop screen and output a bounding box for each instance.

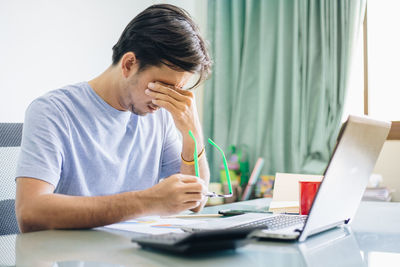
[299,115,391,241]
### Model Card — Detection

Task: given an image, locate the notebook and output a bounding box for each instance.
[181,115,391,242]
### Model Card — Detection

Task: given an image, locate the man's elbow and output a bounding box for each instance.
[16,177,57,233]
[16,204,51,233]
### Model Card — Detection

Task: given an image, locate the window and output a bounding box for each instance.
[344,0,400,139]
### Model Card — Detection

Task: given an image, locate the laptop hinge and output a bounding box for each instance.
[303,220,345,238]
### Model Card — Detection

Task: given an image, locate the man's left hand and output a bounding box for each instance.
[145,82,201,136]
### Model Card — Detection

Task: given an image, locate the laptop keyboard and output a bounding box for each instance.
[231,215,307,230]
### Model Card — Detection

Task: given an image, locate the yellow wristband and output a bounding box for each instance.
[181,147,205,165]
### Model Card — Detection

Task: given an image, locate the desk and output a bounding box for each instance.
[1,198,399,267]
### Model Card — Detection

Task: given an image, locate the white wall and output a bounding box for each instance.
[0,0,206,123]
[373,141,400,201]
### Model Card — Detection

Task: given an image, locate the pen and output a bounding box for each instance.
[162,214,223,218]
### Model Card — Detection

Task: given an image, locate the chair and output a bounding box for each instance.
[0,123,23,236]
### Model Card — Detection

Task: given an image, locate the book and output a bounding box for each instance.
[362,187,392,201]
[268,201,299,214]
[241,158,264,201]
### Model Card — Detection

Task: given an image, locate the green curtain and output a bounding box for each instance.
[204,0,366,181]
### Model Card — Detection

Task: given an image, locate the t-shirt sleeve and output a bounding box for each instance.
[159,111,181,179]
[16,97,68,187]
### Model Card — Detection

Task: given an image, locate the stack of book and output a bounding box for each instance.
[362,187,392,202]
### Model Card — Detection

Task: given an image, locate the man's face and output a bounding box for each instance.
[119,64,193,116]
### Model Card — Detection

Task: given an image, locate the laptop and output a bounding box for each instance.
[181,115,391,242]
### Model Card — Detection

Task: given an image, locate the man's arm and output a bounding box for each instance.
[146,82,211,211]
[179,126,210,212]
[16,174,206,233]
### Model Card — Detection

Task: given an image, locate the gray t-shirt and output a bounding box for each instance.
[16,82,181,196]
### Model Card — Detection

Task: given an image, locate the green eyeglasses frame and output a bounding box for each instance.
[188,130,233,198]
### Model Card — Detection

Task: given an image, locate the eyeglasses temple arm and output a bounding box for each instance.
[188,130,199,177]
[208,138,232,194]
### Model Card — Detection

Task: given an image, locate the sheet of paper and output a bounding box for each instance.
[104,216,207,235]
[269,201,299,209]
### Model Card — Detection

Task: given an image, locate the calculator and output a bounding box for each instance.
[131,228,256,254]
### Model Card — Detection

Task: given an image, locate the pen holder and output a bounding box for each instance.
[254,175,275,198]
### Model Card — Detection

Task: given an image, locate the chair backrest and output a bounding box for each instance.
[0,123,23,236]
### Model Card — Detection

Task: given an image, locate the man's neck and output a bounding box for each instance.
[88,66,125,111]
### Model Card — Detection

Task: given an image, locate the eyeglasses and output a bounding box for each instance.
[188,130,233,198]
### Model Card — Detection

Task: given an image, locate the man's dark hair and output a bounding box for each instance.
[112,4,211,88]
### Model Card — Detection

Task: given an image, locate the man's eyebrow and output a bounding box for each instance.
[157,81,182,89]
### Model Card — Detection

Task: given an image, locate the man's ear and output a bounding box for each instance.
[120,52,139,78]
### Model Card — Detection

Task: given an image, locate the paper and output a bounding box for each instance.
[104,216,206,235]
[269,173,323,213]
[269,201,299,209]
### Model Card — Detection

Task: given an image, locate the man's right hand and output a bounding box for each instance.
[140,174,208,215]
[15,174,208,233]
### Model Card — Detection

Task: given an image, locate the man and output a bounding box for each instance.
[15,4,212,233]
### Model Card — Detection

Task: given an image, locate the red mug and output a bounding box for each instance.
[299,181,321,215]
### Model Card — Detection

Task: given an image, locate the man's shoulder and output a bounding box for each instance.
[34,82,87,105]
[24,82,89,126]
[29,82,88,112]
